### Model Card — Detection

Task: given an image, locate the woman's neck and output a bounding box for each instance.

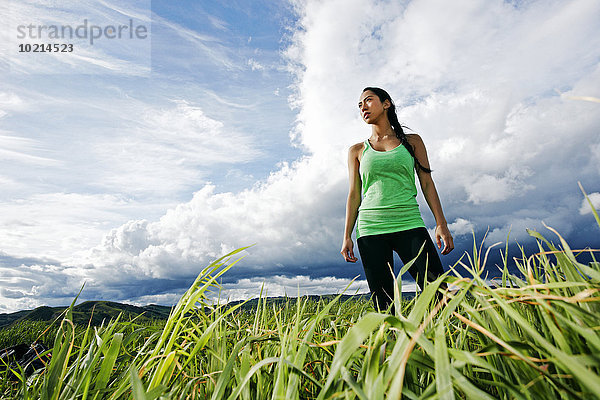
[370,121,395,141]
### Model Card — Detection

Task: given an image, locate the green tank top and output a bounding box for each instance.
[356,140,425,238]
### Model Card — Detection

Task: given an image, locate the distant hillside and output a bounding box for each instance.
[0,293,411,329]
[0,309,30,327]
[0,301,173,328]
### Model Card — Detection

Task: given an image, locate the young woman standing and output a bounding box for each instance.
[341,87,454,311]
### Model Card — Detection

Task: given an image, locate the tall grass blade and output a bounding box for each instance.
[434,323,453,399]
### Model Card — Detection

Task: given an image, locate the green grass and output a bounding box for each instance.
[1,199,599,399]
[0,321,58,351]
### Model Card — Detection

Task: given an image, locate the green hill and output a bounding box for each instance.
[0,301,173,328]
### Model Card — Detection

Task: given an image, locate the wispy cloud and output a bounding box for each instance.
[150,13,240,72]
[90,99,262,196]
[0,134,60,166]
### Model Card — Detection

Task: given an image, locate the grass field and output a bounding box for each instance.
[1,196,599,399]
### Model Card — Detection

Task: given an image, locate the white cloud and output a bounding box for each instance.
[215,275,371,303]
[0,175,20,190]
[93,100,261,195]
[0,133,59,166]
[208,15,229,31]
[0,261,80,313]
[0,91,263,271]
[0,192,159,260]
[467,169,534,204]
[484,218,544,245]
[0,92,26,114]
[79,154,347,280]
[248,58,265,71]
[150,12,240,72]
[448,218,475,236]
[580,192,600,215]
[0,82,263,201]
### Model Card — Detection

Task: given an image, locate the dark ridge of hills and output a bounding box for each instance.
[0,292,416,329]
[0,309,30,327]
[0,301,173,328]
[23,306,56,322]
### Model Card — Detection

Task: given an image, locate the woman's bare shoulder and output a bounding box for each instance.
[406,133,424,145]
[348,141,366,156]
[406,133,427,150]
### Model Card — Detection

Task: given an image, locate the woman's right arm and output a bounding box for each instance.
[341,143,363,262]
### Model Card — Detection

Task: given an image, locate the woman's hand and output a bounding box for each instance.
[435,224,454,255]
[341,237,358,262]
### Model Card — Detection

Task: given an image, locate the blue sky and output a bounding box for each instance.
[0,0,599,312]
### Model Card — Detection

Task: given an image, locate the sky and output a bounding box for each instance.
[0,0,599,313]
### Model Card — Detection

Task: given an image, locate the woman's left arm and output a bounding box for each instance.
[408,134,454,255]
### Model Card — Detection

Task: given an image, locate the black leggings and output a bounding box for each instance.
[357,227,444,311]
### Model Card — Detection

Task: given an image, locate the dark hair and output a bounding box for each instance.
[362,87,432,173]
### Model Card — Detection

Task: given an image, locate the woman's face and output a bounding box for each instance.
[358,90,388,124]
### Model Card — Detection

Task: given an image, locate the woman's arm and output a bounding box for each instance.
[408,134,454,255]
[341,143,363,262]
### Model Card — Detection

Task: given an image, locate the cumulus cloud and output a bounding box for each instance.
[79,155,347,281]
[484,218,545,245]
[467,169,534,204]
[448,218,475,236]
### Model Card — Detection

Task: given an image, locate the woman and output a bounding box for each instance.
[341,87,454,311]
